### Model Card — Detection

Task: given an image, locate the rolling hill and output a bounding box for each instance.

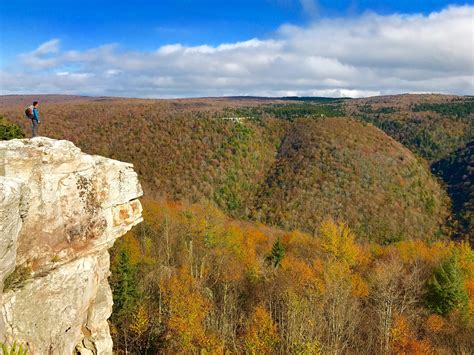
[250,117,450,243]
[0,94,458,243]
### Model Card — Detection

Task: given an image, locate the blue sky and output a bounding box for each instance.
[0,1,473,97]
[1,1,471,53]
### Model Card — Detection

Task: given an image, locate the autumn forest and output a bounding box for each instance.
[1,93,473,353]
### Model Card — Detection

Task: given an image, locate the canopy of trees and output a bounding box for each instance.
[110,200,474,354]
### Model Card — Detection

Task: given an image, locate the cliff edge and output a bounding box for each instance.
[0,137,143,354]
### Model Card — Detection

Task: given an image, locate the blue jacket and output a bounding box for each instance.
[32,107,39,122]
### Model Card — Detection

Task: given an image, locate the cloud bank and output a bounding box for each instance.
[1,5,473,98]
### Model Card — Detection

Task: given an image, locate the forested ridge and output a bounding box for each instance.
[345,94,474,240]
[0,95,458,243]
[1,93,473,353]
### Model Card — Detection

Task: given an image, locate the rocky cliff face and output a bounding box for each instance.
[0,138,143,354]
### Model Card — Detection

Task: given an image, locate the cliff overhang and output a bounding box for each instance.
[0,137,143,354]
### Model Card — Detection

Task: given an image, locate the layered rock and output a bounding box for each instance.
[0,138,143,354]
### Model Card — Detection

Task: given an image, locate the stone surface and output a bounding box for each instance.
[0,177,22,290]
[0,137,143,354]
[0,177,23,339]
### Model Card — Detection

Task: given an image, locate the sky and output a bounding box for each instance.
[0,0,473,98]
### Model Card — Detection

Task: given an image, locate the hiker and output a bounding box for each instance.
[25,101,40,137]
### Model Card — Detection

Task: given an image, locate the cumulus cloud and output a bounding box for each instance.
[1,5,473,98]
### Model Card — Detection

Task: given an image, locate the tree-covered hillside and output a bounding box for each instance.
[0,98,287,210]
[342,95,474,242]
[109,199,474,354]
[0,96,452,243]
[432,141,474,242]
[251,118,450,243]
[346,95,474,162]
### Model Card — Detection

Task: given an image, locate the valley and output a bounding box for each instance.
[1,93,473,353]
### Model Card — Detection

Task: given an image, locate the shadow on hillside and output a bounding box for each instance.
[432,141,474,245]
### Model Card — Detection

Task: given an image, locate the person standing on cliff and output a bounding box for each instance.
[25,101,40,137]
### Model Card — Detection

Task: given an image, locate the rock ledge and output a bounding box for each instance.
[0,137,143,354]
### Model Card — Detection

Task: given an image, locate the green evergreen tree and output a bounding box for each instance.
[111,249,139,319]
[266,237,285,268]
[0,116,24,140]
[425,254,469,316]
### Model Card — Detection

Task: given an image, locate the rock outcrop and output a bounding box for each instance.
[0,138,143,354]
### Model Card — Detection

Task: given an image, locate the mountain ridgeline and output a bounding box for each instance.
[1,94,472,243]
[1,94,468,244]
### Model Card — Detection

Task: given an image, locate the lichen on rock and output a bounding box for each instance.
[0,137,143,354]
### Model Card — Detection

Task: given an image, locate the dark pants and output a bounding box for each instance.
[31,119,38,137]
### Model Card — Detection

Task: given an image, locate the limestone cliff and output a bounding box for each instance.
[0,138,143,354]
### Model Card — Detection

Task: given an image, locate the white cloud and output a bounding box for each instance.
[32,38,60,55]
[105,69,121,76]
[1,5,473,98]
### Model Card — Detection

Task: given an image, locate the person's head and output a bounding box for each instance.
[33,101,39,107]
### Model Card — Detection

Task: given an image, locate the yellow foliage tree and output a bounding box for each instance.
[457,242,474,319]
[319,220,360,266]
[117,233,142,265]
[129,303,149,337]
[244,305,279,354]
[161,268,216,352]
[351,273,369,298]
[395,239,451,265]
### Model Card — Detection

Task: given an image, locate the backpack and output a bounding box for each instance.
[25,105,34,119]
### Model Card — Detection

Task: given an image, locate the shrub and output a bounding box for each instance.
[0,116,24,140]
